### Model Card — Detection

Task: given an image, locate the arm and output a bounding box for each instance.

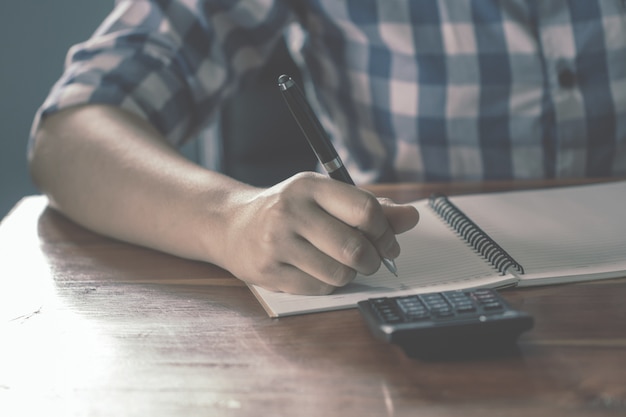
[30,104,419,295]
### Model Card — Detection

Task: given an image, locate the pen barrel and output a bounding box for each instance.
[279,76,354,185]
[278,75,395,276]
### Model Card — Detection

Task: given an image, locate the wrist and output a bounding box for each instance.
[192,177,262,271]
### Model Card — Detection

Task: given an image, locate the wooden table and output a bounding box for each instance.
[1,181,626,416]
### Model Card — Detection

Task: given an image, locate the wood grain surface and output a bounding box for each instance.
[1,179,625,416]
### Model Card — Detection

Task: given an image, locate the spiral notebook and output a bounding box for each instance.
[249,181,626,317]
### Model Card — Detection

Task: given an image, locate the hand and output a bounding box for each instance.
[220,172,419,295]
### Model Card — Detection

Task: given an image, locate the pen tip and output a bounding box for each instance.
[382,258,398,277]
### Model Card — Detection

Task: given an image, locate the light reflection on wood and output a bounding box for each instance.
[1,180,626,416]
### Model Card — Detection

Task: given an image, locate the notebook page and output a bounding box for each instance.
[250,199,515,317]
[450,181,626,284]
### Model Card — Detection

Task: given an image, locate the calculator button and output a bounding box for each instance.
[427,301,449,309]
[448,293,471,300]
[455,304,477,313]
[382,314,404,324]
[404,310,430,320]
[482,302,503,311]
[405,311,431,321]
[432,308,454,318]
[401,305,428,314]
[397,297,423,308]
[375,309,402,322]
[422,294,446,302]
[474,293,495,301]
[421,295,450,306]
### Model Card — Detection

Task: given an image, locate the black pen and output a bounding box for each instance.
[277,74,398,276]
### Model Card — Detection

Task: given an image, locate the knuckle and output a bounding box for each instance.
[266,194,293,219]
[329,264,357,286]
[252,224,289,272]
[354,193,381,228]
[255,255,280,277]
[292,171,320,181]
[284,171,319,191]
[340,234,382,275]
[258,203,296,242]
[257,218,285,250]
[341,235,370,265]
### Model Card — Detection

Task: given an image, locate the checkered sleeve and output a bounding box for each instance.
[31,0,294,147]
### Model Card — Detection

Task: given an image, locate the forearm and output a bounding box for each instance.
[28,104,419,295]
[29,104,256,266]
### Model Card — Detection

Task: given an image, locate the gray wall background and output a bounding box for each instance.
[0,1,114,218]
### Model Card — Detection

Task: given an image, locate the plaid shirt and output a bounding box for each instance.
[34,0,626,183]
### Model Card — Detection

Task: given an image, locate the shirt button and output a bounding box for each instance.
[558,68,576,89]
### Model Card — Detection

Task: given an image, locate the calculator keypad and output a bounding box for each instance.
[357,288,534,356]
[370,288,505,324]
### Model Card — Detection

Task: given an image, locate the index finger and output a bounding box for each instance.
[311,179,397,257]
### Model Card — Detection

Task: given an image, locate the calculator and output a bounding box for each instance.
[357,288,533,358]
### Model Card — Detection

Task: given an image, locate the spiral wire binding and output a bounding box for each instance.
[428,194,525,275]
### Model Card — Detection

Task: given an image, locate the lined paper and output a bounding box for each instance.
[453,181,626,284]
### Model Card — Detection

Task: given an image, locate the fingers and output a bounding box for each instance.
[250,235,357,295]
[294,204,383,276]
[271,236,358,294]
[310,180,407,261]
[260,266,338,296]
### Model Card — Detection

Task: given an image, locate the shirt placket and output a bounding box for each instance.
[535,1,588,177]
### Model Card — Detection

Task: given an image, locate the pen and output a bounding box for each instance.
[277,74,398,276]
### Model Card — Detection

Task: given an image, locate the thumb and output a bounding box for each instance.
[378,198,420,234]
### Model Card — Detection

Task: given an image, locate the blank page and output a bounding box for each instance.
[451,181,626,284]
